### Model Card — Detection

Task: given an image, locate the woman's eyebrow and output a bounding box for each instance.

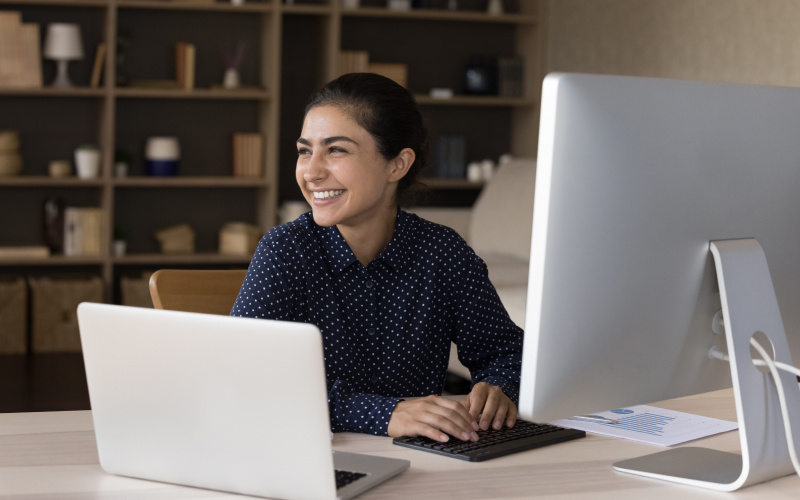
[296,136,359,146]
[322,136,358,146]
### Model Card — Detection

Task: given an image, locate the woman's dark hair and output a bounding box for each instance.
[305,72,429,206]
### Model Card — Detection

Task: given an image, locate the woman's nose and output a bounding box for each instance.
[303,153,326,182]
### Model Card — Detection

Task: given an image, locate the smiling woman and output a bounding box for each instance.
[232,73,523,445]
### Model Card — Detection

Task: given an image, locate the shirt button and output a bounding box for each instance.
[368,328,376,335]
[371,375,379,384]
[365,280,374,289]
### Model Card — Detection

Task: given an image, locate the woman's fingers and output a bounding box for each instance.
[388,396,479,442]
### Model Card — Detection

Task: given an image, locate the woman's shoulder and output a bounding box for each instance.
[400,210,474,257]
[258,212,319,253]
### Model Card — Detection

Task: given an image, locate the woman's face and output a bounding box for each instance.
[296,105,399,230]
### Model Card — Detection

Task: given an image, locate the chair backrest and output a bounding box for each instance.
[149,269,248,315]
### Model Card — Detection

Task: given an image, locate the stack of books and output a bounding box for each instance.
[339,50,369,75]
[431,135,466,179]
[498,56,524,98]
[175,42,196,90]
[232,133,263,178]
[63,207,103,257]
[0,11,42,88]
[338,50,408,88]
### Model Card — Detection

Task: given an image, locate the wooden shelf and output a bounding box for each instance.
[0,87,105,97]
[341,6,537,24]
[116,0,273,13]
[114,177,269,188]
[0,255,104,266]
[114,252,252,265]
[114,87,270,100]
[281,3,331,16]
[0,0,107,6]
[415,94,534,107]
[0,176,105,187]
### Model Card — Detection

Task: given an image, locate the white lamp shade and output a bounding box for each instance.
[43,23,84,60]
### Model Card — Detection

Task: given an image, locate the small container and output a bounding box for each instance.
[74,146,100,179]
[0,152,22,176]
[145,136,180,177]
[48,160,71,178]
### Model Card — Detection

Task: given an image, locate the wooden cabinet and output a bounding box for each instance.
[0,0,544,302]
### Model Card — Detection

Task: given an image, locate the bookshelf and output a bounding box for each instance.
[0,0,545,305]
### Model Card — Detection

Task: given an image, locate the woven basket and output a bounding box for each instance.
[29,276,104,353]
[0,277,27,354]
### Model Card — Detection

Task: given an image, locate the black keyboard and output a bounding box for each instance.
[392,419,585,462]
[335,469,367,489]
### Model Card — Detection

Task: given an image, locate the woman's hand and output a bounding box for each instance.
[387,395,480,443]
[460,382,518,431]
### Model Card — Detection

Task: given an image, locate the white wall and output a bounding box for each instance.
[547,0,800,86]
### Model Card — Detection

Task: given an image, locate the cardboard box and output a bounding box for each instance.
[0,276,27,354]
[29,276,103,353]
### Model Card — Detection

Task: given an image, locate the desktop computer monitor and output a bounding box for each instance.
[519,73,800,490]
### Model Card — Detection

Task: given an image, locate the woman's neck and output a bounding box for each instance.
[337,206,397,267]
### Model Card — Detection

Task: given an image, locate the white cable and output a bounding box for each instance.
[708,346,800,378]
[749,338,800,478]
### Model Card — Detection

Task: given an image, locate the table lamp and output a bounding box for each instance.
[43,23,84,88]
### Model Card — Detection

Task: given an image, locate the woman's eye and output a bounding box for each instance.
[297,148,311,156]
[329,146,347,155]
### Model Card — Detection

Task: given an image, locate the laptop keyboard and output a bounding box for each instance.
[335,469,367,489]
[393,419,585,462]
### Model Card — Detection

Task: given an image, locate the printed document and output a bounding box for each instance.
[552,405,739,447]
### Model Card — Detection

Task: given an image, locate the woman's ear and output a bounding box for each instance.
[388,148,416,182]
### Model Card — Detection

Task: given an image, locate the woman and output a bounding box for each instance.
[232,73,523,444]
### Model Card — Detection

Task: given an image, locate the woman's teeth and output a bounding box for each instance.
[313,190,344,199]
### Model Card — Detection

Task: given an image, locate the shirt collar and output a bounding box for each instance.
[313,209,414,275]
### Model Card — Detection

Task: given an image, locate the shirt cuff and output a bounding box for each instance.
[329,390,402,436]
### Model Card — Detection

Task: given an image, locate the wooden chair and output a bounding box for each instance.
[149,269,248,315]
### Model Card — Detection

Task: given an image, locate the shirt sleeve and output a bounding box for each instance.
[327,380,402,435]
[231,227,400,436]
[230,230,306,321]
[451,248,524,404]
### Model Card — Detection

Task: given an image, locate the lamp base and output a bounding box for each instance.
[50,59,75,88]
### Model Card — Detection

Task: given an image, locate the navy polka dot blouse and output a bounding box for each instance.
[231,209,523,436]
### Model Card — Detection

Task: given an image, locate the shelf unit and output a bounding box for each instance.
[1,0,545,303]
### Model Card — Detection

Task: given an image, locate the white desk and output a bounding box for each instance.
[1,389,797,499]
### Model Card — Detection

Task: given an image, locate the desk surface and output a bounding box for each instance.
[1,389,797,499]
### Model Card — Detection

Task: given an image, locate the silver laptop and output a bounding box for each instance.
[77,302,409,500]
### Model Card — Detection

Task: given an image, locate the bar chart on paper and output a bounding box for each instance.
[551,405,739,446]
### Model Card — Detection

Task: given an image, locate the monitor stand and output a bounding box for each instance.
[613,238,800,491]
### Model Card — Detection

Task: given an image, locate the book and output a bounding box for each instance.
[176,42,196,90]
[232,133,263,178]
[367,62,407,88]
[18,23,41,88]
[339,50,369,76]
[90,43,106,88]
[63,207,103,257]
[0,12,22,85]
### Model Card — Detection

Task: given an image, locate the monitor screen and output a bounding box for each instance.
[519,73,800,423]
